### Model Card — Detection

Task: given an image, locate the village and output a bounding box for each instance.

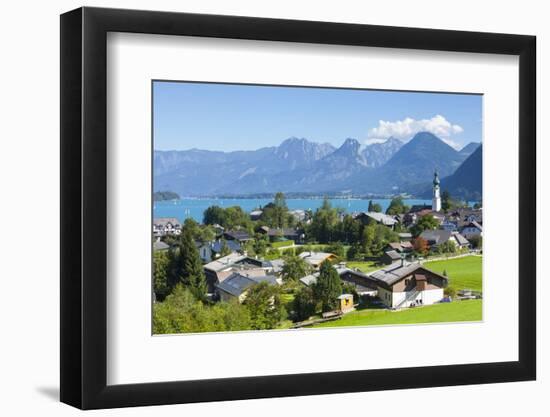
[152,172,482,333]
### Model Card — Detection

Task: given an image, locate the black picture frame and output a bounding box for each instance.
[60,6,536,410]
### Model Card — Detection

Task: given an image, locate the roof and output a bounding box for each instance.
[337,294,353,299]
[299,273,319,286]
[223,230,252,241]
[419,229,453,245]
[153,217,181,226]
[204,253,247,272]
[369,262,448,287]
[268,259,285,273]
[398,232,412,239]
[216,273,278,297]
[250,210,263,216]
[153,241,170,251]
[360,212,398,226]
[369,262,422,286]
[383,250,401,260]
[415,273,427,281]
[448,208,483,226]
[409,204,431,213]
[299,251,334,261]
[387,242,402,251]
[452,232,470,246]
[211,240,241,253]
[463,220,483,230]
[267,228,300,237]
[298,252,336,266]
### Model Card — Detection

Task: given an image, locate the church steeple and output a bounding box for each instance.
[432,170,441,212]
[433,170,440,186]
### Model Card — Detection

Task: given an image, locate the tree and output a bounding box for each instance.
[273,192,288,229]
[368,200,382,213]
[438,240,457,254]
[444,286,457,298]
[308,197,338,243]
[313,260,342,312]
[260,192,290,229]
[386,197,410,215]
[244,282,285,330]
[292,285,317,321]
[153,285,251,334]
[198,225,216,243]
[412,237,429,256]
[325,242,345,258]
[410,214,439,237]
[281,254,312,282]
[173,228,207,299]
[252,234,269,256]
[153,250,171,301]
[224,206,251,230]
[361,223,376,256]
[469,235,482,249]
[346,243,363,261]
[336,214,361,243]
[218,238,231,257]
[441,190,452,212]
[203,205,226,226]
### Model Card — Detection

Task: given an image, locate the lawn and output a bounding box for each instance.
[313,299,482,328]
[346,261,381,274]
[424,255,482,292]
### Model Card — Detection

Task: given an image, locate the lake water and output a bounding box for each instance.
[153,198,441,223]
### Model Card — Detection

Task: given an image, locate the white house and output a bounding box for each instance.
[419,229,470,251]
[461,221,483,239]
[369,261,448,309]
[153,217,181,237]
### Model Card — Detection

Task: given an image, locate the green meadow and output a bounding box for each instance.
[313,299,482,328]
[424,255,482,292]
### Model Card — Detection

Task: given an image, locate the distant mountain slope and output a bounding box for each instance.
[459,142,481,159]
[439,144,482,201]
[154,137,335,196]
[371,132,466,192]
[226,138,371,194]
[361,137,403,168]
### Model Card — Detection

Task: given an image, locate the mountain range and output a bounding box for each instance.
[154,133,481,199]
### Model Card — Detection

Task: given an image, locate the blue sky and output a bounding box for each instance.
[153,81,482,152]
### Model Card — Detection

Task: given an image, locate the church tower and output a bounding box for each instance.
[432,170,441,212]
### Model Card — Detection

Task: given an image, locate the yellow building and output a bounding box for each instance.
[338,294,354,313]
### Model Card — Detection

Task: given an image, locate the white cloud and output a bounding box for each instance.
[366,115,464,149]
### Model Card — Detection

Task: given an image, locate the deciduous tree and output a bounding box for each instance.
[281,254,312,282]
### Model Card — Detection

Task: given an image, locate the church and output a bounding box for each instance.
[432,170,441,212]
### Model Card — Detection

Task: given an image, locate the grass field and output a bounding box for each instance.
[424,255,482,292]
[346,261,381,274]
[313,299,482,328]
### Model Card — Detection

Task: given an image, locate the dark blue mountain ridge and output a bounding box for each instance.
[459,141,481,158]
[433,144,482,201]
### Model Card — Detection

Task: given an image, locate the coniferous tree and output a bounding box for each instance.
[153,250,171,301]
[175,228,207,299]
[313,260,342,312]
